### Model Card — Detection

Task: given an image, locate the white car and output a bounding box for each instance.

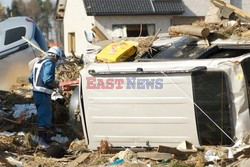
[0,16,48,90]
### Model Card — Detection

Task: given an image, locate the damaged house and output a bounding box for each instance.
[56,0,250,57]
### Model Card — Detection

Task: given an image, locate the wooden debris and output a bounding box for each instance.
[66,153,91,167]
[242,30,250,37]
[2,117,19,124]
[100,154,115,158]
[168,25,210,38]
[98,139,112,154]
[137,152,172,161]
[205,7,222,24]
[136,29,161,59]
[91,26,109,41]
[234,146,250,159]
[157,145,192,159]
[56,57,83,82]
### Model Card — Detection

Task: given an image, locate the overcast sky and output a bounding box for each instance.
[0,0,57,8]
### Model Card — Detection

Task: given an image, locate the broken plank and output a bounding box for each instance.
[157,145,192,159]
[168,25,210,38]
[100,154,116,158]
[241,30,250,37]
[66,153,91,167]
[91,26,108,41]
[137,152,172,161]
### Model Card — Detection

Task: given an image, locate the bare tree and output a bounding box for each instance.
[7,0,54,41]
[0,5,5,20]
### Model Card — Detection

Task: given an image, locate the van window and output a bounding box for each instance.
[4,27,26,45]
[192,71,234,145]
[34,26,48,51]
[241,58,250,107]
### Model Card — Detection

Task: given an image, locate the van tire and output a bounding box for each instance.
[69,86,84,138]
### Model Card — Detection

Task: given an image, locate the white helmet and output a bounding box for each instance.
[47,46,63,59]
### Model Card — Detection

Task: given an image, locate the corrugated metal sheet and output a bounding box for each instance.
[84,0,184,16]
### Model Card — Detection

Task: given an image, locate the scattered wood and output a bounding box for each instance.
[91,26,109,41]
[157,145,194,159]
[168,25,210,38]
[241,30,250,37]
[66,153,91,167]
[0,122,14,132]
[137,152,172,161]
[2,117,19,124]
[205,7,222,24]
[234,147,250,159]
[100,154,116,158]
[136,29,161,59]
[70,50,78,59]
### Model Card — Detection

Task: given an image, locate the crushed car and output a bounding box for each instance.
[0,16,48,90]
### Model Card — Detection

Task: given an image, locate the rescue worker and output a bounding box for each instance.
[29,46,63,148]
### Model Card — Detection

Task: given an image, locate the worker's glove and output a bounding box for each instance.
[47,81,60,89]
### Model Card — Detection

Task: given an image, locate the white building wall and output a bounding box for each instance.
[94,15,172,38]
[231,0,250,11]
[182,0,231,16]
[63,0,94,56]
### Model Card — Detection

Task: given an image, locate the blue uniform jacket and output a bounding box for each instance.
[29,56,56,90]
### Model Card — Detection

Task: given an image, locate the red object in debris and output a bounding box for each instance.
[59,80,79,91]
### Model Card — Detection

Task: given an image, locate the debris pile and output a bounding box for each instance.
[56,55,83,82]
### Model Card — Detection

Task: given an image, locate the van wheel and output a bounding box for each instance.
[69,86,84,138]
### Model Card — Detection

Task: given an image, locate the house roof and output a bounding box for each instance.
[83,0,185,16]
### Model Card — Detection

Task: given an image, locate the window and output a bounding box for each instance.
[68,32,75,53]
[4,27,26,45]
[151,36,206,59]
[112,24,155,38]
[192,71,234,145]
[241,58,250,107]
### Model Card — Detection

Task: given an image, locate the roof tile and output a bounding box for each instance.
[84,0,184,15]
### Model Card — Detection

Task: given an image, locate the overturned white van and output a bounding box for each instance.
[79,36,250,150]
[0,17,48,90]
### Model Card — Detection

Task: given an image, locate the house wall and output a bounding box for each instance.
[94,15,172,39]
[182,0,250,17]
[63,0,94,56]
[230,0,250,11]
[174,0,250,25]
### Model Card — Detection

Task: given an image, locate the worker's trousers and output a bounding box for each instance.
[33,91,52,128]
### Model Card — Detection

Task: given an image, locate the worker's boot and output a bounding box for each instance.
[44,130,53,144]
[38,128,49,149]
